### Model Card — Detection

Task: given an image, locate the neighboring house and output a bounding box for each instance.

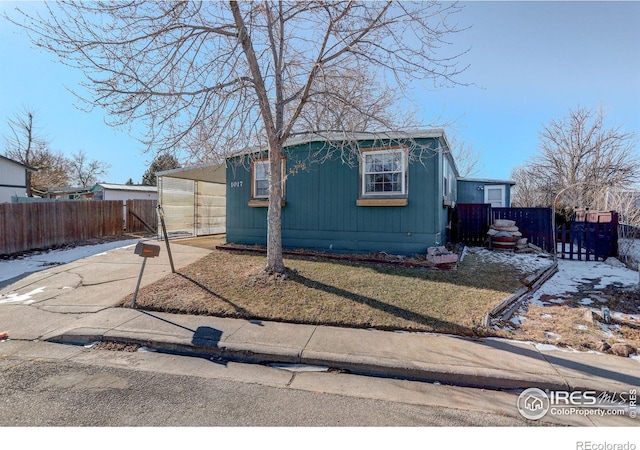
[38,186,93,200]
[0,155,37,203]
[456,178,516,208]
[225,130,468,255]
[91,183,159,228]
[91,183,158,201]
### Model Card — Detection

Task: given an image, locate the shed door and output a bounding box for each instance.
[159,176,196,237]
[484,185,506,207]
[195,180,226,235]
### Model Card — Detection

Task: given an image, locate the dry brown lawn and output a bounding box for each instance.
[121,247,530,336]
[120,245,639,354]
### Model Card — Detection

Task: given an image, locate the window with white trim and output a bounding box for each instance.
[361,148,406,196]
[251,158,286,200]
[253,159,270,198]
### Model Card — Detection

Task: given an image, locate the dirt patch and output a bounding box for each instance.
[496,277,640,354]
[93,341,141,352]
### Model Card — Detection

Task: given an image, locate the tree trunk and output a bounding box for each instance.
[265,142,286,274]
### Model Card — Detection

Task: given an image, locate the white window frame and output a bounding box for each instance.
[252,159,270,199]
[484,184,506,207]
[360,148,407,197]
[251,158,285,200]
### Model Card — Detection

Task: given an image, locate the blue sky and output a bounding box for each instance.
[1,1,639,184]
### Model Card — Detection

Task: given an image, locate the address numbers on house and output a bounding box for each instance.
[230,181,243,188]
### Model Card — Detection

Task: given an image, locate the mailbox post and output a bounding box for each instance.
[131,242,161,309]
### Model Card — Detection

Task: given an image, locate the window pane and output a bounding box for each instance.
[363,150,404,194]
[487,189,502,202]
[255,161,269,180]
[256,180,269,197]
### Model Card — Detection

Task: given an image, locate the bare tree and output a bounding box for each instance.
[510,106,639,211]
[69,150,110,188]
[446,134,484,178]
[601,188,640,270]
[9,1,468,273]
[3,108,70,195]
[29,145,71,190]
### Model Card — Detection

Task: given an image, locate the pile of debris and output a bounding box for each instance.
[487,219,532,253]
[426,246,459,265]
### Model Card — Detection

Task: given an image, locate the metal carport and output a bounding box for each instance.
[157,163,226,238]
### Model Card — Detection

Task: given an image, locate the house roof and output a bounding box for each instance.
[0,154,38,172]
[157,162,226,184]
[46,186,92,194]
[157,129,454,185]
[458,177,517,185]
[91,183,158,193]
[230,128,452,158]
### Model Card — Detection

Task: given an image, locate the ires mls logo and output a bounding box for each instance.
[517,388,637,421]
[517,388,550,420]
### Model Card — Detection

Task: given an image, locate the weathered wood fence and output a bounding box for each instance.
[126,199,158,233]
[0,201,123,255]
[0,199,158,255]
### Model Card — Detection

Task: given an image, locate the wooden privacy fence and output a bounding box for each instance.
[451,204,554,252]
[450,203,491,247]
[126,199,158,233]
[492,207,554,252]
[0,200,124,255]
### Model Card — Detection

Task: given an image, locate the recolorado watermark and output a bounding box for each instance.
[517,387,637,421]
[576,443,636,450]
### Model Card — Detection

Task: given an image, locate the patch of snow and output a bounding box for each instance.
[0,239,143,284]
[576,324,588,331]
[597,323,616,338]
[138,346,157,353]
[528,259,639,304]
[630,354,640,363]
[471,248,555,274]
[540,314,553,319]
[579,298,593,305]
[269,363,330,372]
[83,341,101,348]
[0,287,45,305]
[536,343,562,351]
[510,315,525,325]
[544,331,562,340]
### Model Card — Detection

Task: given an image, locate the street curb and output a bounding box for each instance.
[45,330,573,393]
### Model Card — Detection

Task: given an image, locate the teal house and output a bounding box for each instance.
[225,130,464,255]
[456,178,516,208]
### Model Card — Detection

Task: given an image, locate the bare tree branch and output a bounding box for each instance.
[6,1,469,272]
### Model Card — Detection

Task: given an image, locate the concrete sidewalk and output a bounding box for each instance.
[1,240,639,396]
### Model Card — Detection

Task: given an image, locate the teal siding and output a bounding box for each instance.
[226,138,453,255]
[457,179,513,206]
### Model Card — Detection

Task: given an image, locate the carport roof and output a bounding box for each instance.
[156,162,226,184]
